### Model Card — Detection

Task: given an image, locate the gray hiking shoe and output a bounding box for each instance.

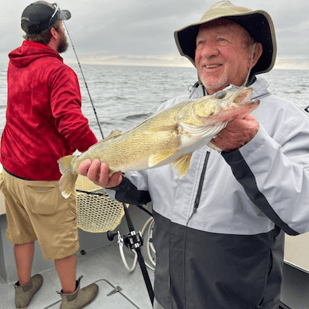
[58,276,99,309]
[14,274,43,308]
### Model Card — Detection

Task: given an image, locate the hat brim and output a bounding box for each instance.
[49,9,71,26]
[174,10,276,75]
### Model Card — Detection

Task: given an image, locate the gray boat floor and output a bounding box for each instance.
[0,243,154,309]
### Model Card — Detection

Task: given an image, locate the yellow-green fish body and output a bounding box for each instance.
[58,86,259,198]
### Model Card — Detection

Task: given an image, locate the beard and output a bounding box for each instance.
[200,74,228,93]
[57,33,69,53]
[198,66,229,94]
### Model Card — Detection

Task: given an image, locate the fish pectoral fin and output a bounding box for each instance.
[172,154,192,177]
[149,149,179,167]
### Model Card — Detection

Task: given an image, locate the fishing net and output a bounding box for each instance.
[76,175,128,233]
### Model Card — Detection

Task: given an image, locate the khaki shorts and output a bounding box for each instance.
[0,169,79,260]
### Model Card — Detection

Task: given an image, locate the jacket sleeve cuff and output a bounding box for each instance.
[74,131,98,152]
[110,177,151,205]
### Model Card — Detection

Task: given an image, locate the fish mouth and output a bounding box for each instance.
[233,87,253,104]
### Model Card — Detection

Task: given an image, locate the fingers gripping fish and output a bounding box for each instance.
[58,86,259,198]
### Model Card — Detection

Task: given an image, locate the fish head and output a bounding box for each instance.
[192,86,259,125]
[175,86,259,140]
[175,86,256,127]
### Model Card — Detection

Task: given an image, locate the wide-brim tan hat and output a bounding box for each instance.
[174,1,277,75]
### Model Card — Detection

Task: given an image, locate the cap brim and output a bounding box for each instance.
[58,9,71,21]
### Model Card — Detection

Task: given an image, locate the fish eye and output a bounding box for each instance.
[215,91,227,99]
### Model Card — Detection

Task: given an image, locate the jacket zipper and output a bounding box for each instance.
[186,150,210,225]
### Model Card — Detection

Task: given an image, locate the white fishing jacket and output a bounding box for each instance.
[111,77,309,309]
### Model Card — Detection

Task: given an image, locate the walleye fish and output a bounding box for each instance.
[58,86,259,198]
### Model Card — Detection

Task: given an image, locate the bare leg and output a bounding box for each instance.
[14,242,35,286]
[55,253,77,294]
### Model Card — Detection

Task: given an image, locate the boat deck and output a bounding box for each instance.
[0,242,154,309]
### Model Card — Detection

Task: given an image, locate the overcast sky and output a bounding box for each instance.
[1,0,309,69]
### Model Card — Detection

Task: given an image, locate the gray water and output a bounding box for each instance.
[0,62,308,140]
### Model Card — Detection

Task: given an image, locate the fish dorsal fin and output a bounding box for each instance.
[172,154,192,177]
[149,150,179,167]
[103,129,122,142]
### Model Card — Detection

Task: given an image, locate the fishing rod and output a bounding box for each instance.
[63,22,105,140]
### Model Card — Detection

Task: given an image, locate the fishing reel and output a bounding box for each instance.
[107,230,143,250]
[107,230,144,273]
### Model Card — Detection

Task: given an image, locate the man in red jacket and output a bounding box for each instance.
[0,2,99,308]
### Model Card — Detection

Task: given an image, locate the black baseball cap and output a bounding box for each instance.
[21,1,71,34]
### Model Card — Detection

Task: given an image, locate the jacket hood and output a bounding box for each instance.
[9,40,63,68]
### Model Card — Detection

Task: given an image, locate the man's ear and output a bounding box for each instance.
[250,43,263,69]
[50,26,59,40]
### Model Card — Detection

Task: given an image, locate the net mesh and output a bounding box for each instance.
[76,175,127,233]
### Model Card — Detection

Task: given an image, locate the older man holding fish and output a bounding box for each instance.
[78,2,309,309]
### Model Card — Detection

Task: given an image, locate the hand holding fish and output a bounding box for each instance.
[211,114,259,152]
[79,159,122,188]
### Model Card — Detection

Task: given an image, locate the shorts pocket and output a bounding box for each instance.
[26,184,59,215]
[0,172,11,198]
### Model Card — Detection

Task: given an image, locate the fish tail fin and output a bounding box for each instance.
[58,155,78,199]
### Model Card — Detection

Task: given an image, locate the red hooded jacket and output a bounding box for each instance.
[0,41,98,180]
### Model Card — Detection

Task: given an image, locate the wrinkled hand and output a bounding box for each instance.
[78,159,123,188]
[211,114,259,152]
